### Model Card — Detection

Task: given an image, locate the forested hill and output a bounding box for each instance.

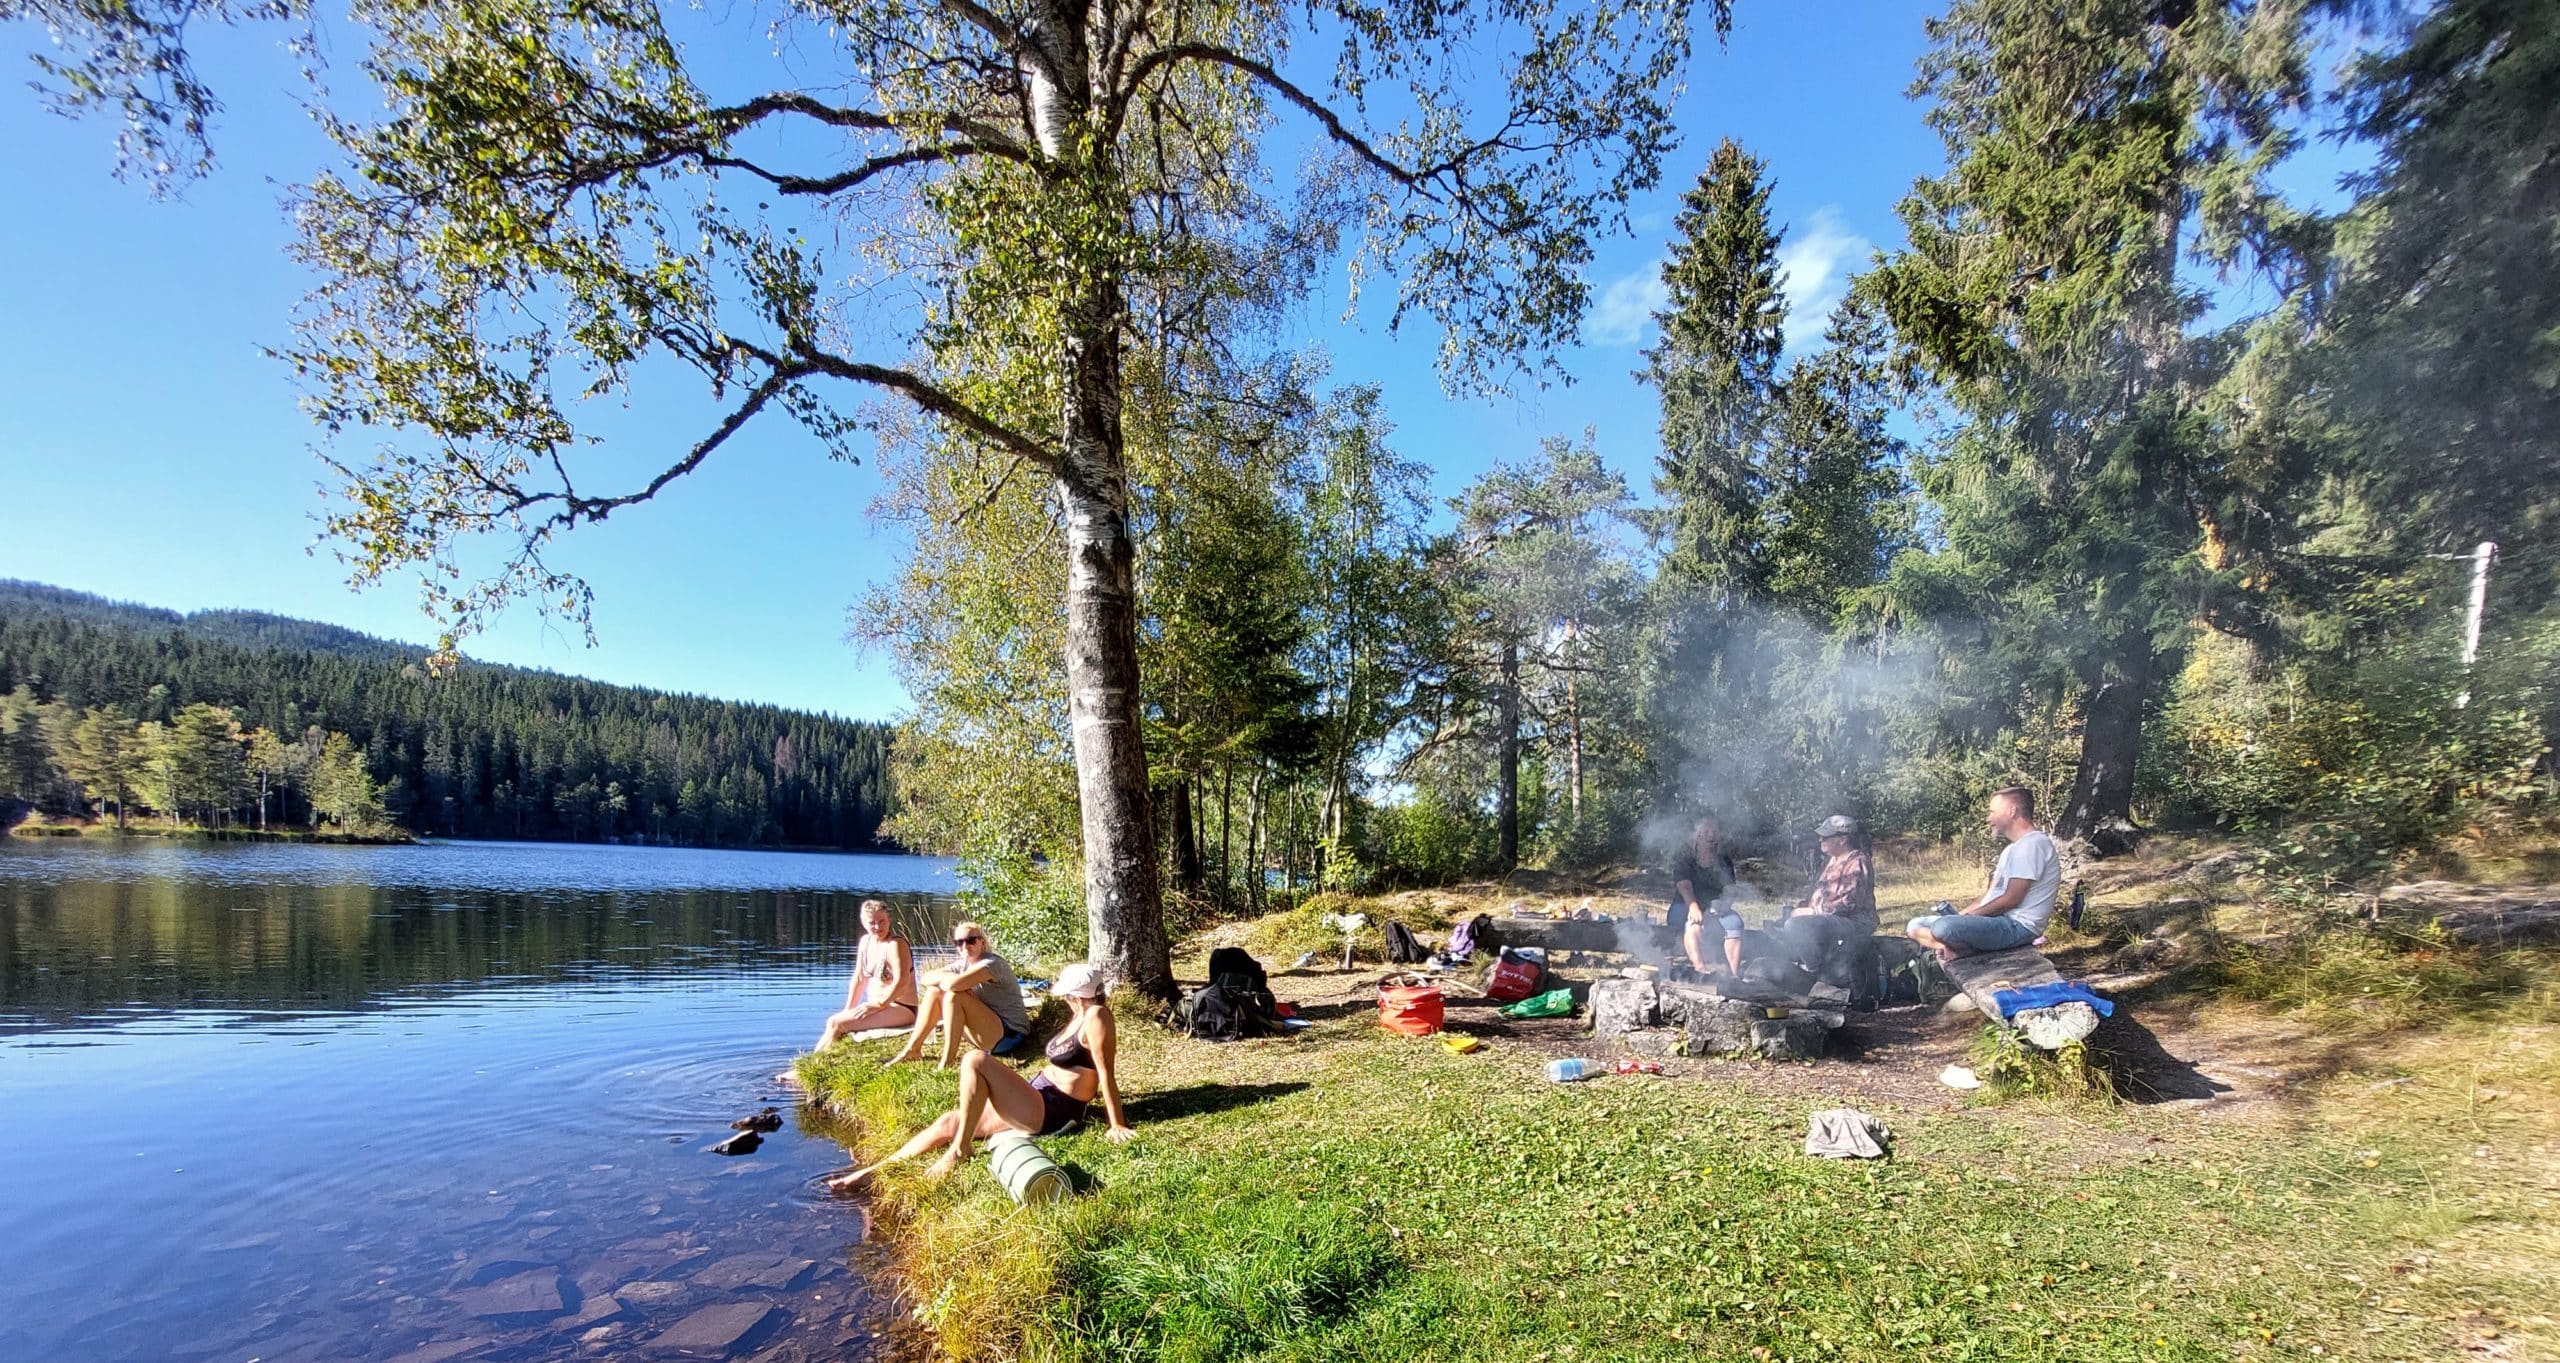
[0,581,895,849]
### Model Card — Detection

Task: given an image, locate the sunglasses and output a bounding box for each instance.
[952,934,984,946]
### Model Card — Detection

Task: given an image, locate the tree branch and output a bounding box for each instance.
[1116,43,1430,193]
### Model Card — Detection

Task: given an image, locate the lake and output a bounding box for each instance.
[0,838,967,1362]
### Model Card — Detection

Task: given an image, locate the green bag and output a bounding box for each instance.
[1498,988,1577,1020]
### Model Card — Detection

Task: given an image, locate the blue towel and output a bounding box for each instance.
[1992,980,2115,1019]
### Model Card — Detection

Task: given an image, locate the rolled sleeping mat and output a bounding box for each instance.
[985,1131,1070,1205]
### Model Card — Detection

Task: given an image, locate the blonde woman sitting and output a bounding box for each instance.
[815,899,919,1049]
[829,963,1133,1190]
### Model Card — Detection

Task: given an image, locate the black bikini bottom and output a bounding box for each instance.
[1027,1073,1091,1136]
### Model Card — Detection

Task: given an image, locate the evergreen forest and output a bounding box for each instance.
[0,581,895,848]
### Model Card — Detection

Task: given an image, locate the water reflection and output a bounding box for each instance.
[0,841,963,1032]
[0,841,960,1362]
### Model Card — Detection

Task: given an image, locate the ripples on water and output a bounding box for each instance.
[0,840,966,1362]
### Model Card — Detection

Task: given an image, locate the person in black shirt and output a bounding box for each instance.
[1668,815,1743,977]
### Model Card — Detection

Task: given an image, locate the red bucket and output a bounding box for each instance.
[1378,973,1445,1037]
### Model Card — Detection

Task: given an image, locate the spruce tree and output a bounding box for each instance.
[1764,293,1911,625]
[1874,0,2309,847]
[1642,138,1788,603]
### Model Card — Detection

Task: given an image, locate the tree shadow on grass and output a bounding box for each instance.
[1121,1080,1311,1125]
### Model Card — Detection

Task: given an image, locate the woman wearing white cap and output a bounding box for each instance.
[829,961,1133,1190]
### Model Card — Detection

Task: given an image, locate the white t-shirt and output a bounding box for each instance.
[1991,830,2061,933]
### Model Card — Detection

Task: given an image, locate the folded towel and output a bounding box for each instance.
[1991,980,2115,1019]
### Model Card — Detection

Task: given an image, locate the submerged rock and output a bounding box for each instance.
[651,1302,782,1356]
[691,1253,816,1292]
[708,1130,762,1157]
[729,1107,784,1133]
[451,1267,568,1320]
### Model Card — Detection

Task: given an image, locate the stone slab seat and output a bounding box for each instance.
[1938,945,2100,1050]
[1586,975,1843,1060]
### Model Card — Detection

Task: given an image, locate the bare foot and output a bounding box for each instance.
[884,1051,921,1066]
[924,1152,963,1181]
[775,1069,804,1086]
[826,1168,875,1193]
[1933,945,1959,965]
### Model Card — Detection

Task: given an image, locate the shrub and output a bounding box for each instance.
[1242,892,1381,966]
[2156,633,2549,891]
[956,843,1086,968]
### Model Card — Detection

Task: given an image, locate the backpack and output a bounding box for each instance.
[1384,920,1426,965]
[1175,982,1253,1041]
[1175,946,1277,1041]
[1482,946,1546,1004]
[1207,946,1270,996]
[1446,913,1495,963]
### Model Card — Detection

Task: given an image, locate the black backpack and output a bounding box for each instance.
[1177,947,1278,1041]
[1207,946,1270,995]
[1176,981,1254,1041]
[1384,920,1426,964]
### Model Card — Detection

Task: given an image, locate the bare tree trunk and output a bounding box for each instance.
[1027,6,1170,998]
[2057,626,2160,855]
[1243,761,1266,914]
[1219,759,1236,915]
[1167,774,1201,893]
[1497,639,1521,872]
[1565,618,1584,822]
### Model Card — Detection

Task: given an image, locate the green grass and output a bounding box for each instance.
[796,990,2555,1363]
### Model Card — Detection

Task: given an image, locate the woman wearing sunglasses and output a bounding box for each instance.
[883,921,1034,1068]
[830,962,1133,1190]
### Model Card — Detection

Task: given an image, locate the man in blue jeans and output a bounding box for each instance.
[1906,786,2059,962]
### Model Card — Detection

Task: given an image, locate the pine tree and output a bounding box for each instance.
[1642,139,1788,603]
[2321,0,2560,651]
[1874,0,2309,847]
[1763,293,1912,625]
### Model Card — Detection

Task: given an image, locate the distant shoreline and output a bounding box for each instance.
[5,822,417,847]
[4,821,929,857]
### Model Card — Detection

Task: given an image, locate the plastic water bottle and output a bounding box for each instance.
[1545,1058,1593,1083]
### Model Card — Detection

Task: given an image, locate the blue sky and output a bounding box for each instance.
[0,2,2358,721]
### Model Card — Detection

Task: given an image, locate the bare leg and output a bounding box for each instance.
[846,1003,915,1036]
[1722,935,1743,976]
[938,991,1002,1069]
[828,1110,962,1192]
[928,1051,1049,1179]
[817,1008,866,1050]
[887,987,947,1064]
[1906,920,1957,965]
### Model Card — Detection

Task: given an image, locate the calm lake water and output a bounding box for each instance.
[0,838,966,1363]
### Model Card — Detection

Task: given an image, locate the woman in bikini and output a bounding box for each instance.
[828,962,1133,1190]
[814,900,919,1049]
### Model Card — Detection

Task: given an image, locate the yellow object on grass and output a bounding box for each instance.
[1441,1035,1483,1055]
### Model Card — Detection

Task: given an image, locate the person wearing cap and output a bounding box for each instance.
[1776,814,1882,1002]
[885,920,1034,1068]
[815,899,920,1050]
[830,962,1134,1190]
[1795,815,1877,930]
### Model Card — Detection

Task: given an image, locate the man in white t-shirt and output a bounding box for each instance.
[1906,786,2060,962]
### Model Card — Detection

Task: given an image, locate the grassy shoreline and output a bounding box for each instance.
[797,858,2558,1363]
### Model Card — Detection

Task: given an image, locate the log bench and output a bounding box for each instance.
[1938,945,2100,1050]
[1490,915,1680,959]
